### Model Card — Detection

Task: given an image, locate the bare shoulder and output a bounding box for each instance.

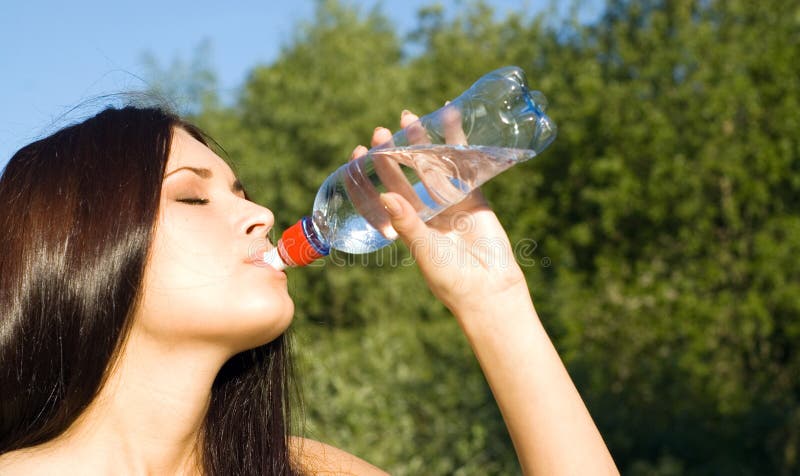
[0,447,60,476]
[290,436,389,475]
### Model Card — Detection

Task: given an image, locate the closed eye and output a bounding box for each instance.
[176,198,210,205]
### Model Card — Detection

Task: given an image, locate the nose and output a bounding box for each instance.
[239,201,275,237]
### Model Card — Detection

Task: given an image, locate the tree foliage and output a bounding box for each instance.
[174,0,800,473]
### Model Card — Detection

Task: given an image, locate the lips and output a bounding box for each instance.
[245,234,278,267]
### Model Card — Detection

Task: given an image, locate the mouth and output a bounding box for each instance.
[245,235,278,267]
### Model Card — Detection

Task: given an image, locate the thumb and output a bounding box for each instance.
[380,192,430,248]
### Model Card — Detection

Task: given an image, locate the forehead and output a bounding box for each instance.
[166,128,234,178]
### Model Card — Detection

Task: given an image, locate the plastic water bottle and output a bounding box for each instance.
[263,66,557,269]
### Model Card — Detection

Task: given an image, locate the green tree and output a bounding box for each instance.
[524,1,800,473]
[224,2,524,473]
[174,0,800,473]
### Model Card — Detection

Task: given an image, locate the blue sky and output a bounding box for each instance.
[0,1,600,168]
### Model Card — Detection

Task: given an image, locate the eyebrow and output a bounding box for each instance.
[165,166,245,193]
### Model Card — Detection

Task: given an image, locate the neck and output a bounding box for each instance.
[51,326,233,475]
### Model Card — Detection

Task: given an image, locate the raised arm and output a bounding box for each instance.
[366,112,619,475]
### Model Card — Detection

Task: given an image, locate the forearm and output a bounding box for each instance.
[453,285,618,476]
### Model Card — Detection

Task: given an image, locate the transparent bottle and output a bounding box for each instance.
[263,66,557,269]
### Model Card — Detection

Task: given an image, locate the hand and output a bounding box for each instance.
[351,110,528,316]
[352,112,619,476]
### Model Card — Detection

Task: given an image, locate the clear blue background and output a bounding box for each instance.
[0,1,596,168]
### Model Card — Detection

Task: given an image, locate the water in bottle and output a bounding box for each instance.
[312,144,535,254]
[263,66,557,269]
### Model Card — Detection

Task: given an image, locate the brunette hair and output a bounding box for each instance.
[0,106,301,475]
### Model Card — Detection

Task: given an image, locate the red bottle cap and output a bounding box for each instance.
[277,217,328,267]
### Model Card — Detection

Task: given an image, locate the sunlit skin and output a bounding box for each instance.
[139,128,294,353]
[0,115,618,475]
[0,129,303,475]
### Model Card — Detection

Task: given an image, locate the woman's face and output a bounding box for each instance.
[136,128,293,352]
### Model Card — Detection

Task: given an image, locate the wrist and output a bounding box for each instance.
[450,281,537,336]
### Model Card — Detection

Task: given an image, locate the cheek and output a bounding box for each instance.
[136,216,294,346]
[149,230,232,292]
[151,209,235,281]
[138,269,294,349]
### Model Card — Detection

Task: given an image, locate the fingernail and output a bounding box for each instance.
[401,109,411,117]
[381,194,402,218]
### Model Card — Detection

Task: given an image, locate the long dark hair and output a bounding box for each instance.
[0,106,301,475]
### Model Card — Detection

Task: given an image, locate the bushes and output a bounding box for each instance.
[190,1,800,473]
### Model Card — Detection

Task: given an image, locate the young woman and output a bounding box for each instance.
[0,105,618,475]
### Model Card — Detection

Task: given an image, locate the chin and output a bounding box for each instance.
[235,303,295,351]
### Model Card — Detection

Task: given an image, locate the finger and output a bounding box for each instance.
[371,126,393,148]
[400,110,428,145]
[400,109,419,129]
[370,112,426,212]
[442,106,467,145]
[379,192,431,249]
[372,148,426,213]
[350,145,369,161]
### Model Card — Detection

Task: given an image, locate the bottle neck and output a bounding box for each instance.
[276,216,330,267]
